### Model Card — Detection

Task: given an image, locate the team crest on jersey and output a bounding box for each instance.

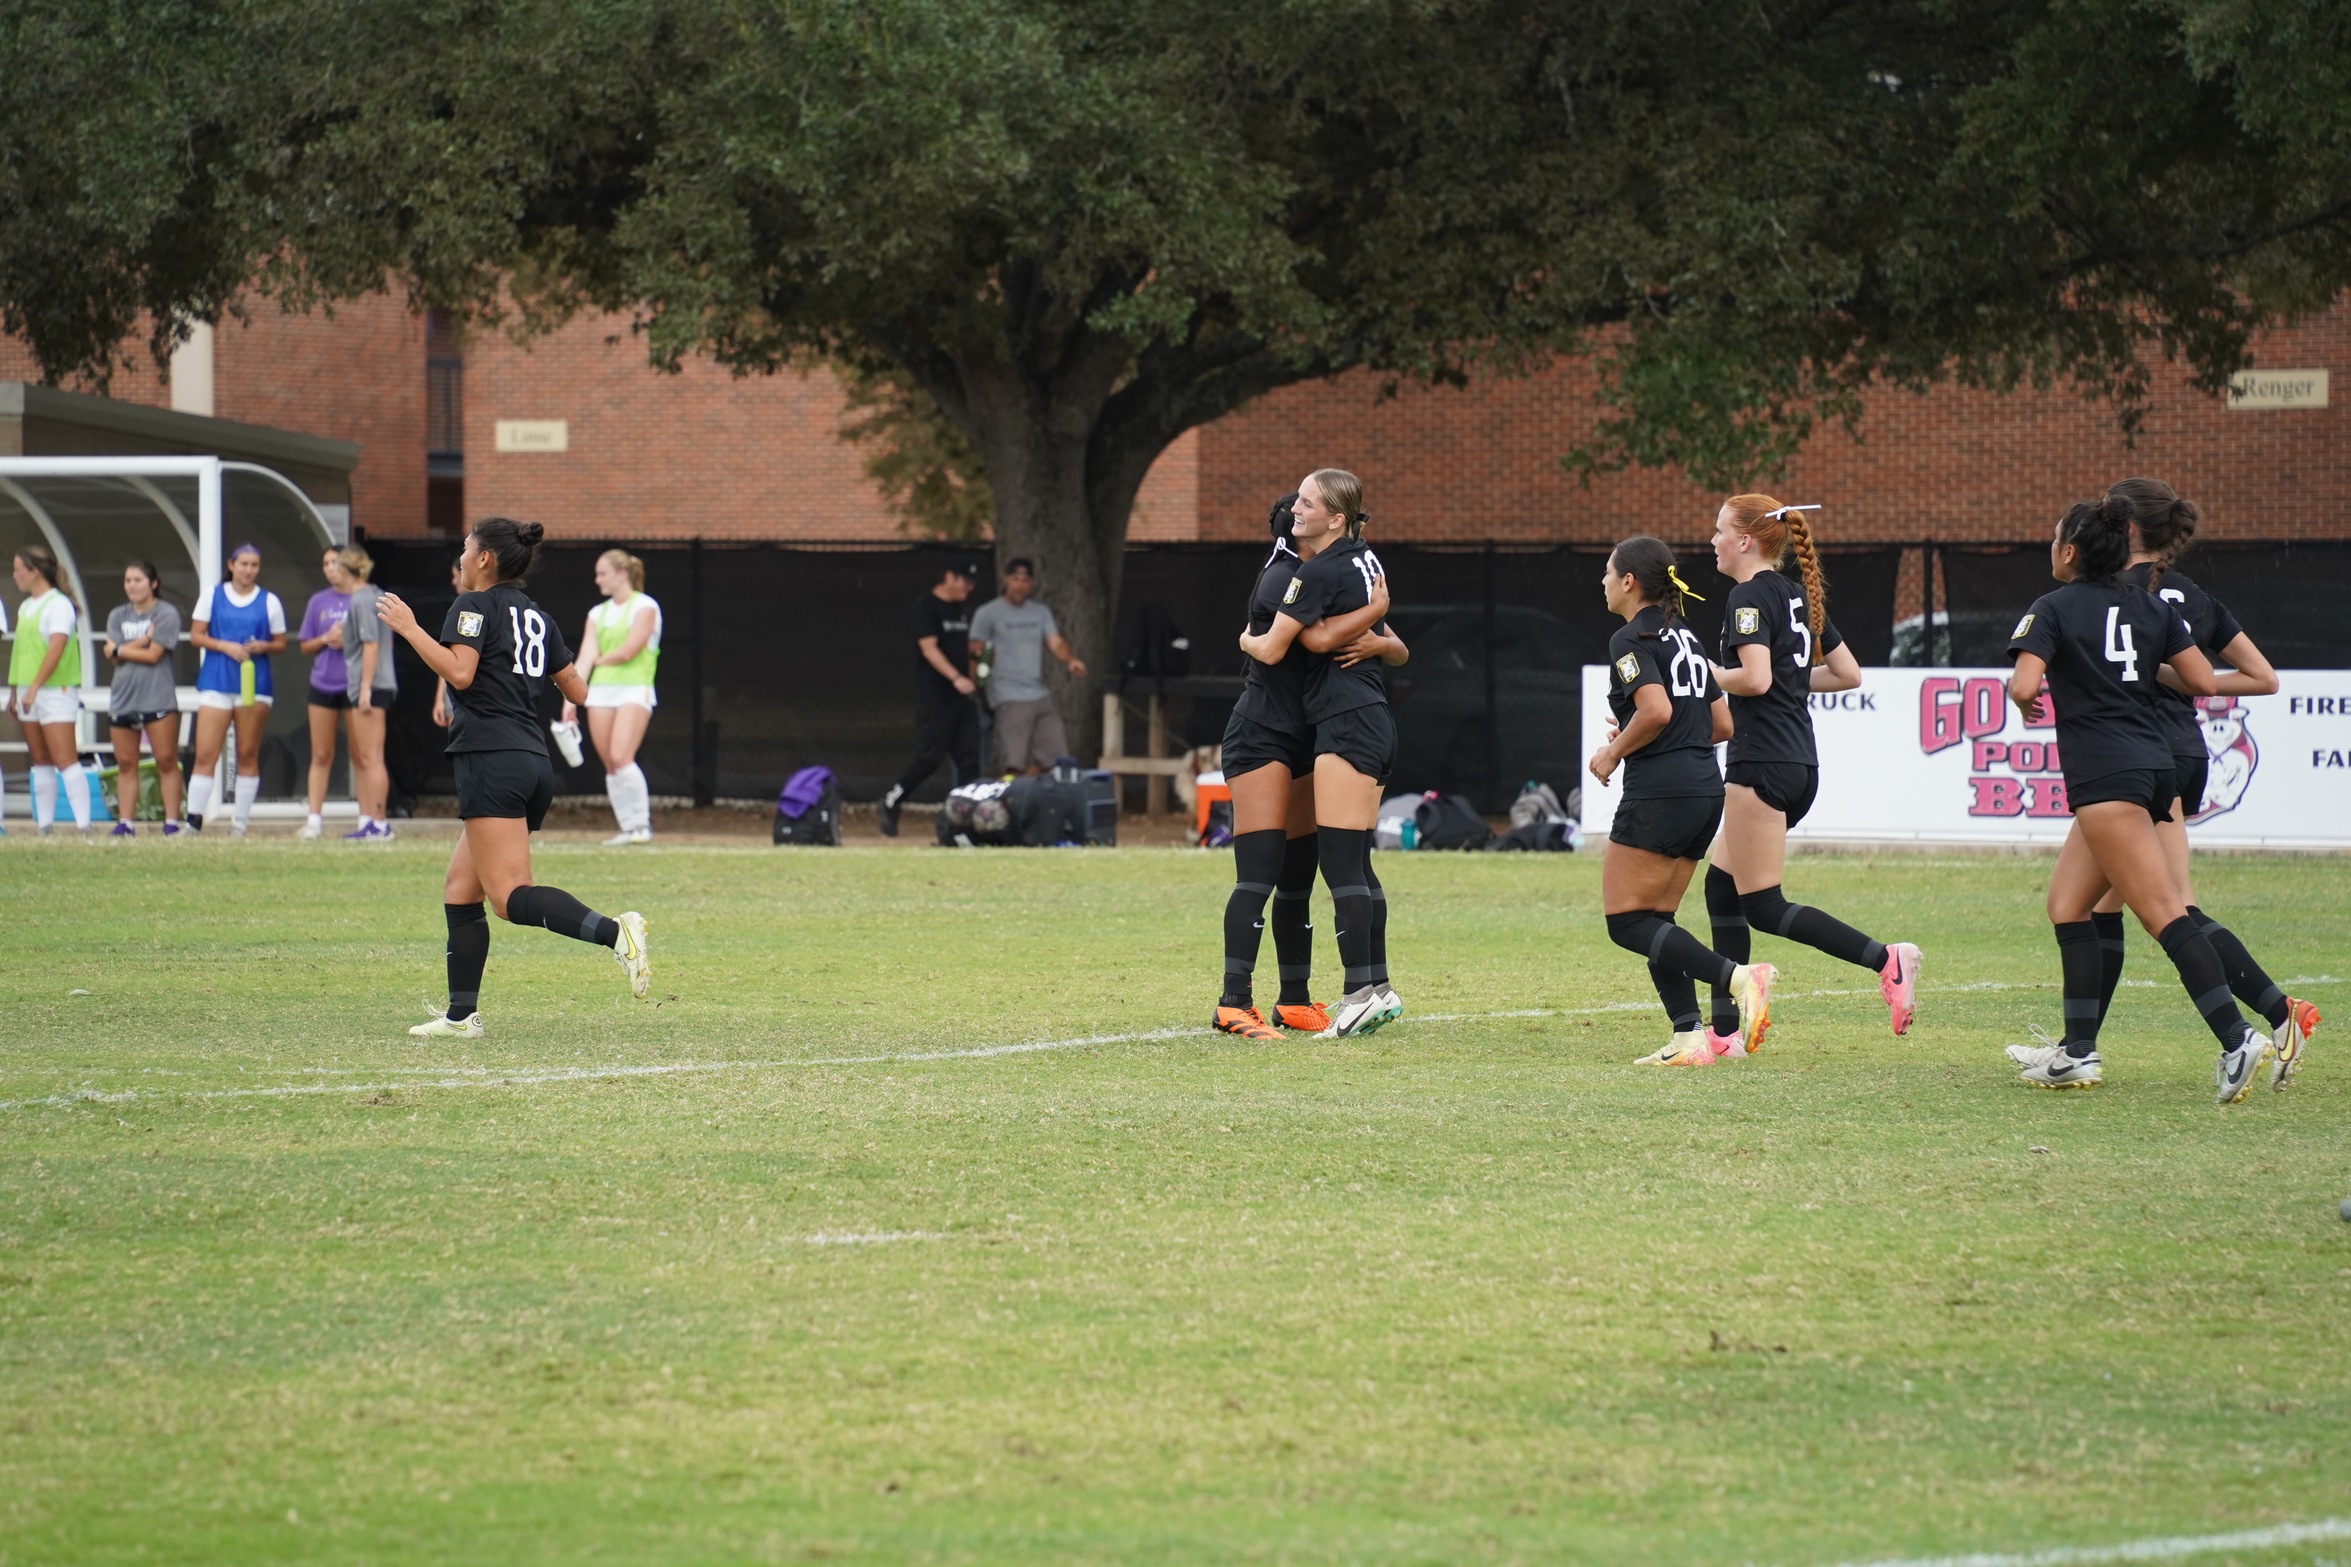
[1733,607,1760,635]
[1283,576,1302,604]
[2011,613,2034,640]
[1614,653,1640,684]
[457,611,484,638]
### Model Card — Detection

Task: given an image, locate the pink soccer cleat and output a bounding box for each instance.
[1879,942,1922,1036]
[1706,1027,1748,1059]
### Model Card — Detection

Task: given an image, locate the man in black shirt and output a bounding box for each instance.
[878,561,982,837]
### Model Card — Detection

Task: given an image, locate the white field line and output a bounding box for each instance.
[6,976,2343,1116]
[1824,1514,2351,1567]
[801,1231,938,1247]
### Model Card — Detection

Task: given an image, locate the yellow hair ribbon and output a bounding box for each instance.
[1665,564,1706,602]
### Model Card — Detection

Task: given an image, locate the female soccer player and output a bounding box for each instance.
[1214,491,1393,1041]
[1238,469,1410,1039]
[338,547,398,840]
[1588,536,1771,1067]
[296,548,355,839]
[1703,495,1920,1049]
[188,543,287,836]
[8,544,93,834]
[562,549,662,846]
[100,561,186,836]
[2069,477,2315,1087]
[377,518,651,1038]
[2001,497,2276,1101]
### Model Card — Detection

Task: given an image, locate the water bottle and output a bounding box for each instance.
[550,719,585,767]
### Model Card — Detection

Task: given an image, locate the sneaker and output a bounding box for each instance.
[296,821,323,841]
[408,1009,484,1040]
[2271,997,2319,1089]
[2019,1047,2102,1089]
[1320,984,1398,1039]
[1731,962,1776,1053]
[1635,1031,1714,1067]
[876,785,904,838]
[109,821,136,838]
[2005,1023,2066,1069]
[2215,1027,2275,1104]
[1879,942,1922,1036]
[184,815,203,833]
[602,829,653,846]
[612,911,652,999]
[1273,1001,1331,1032]
[1212,1004,1281,1042]
[161,821,183,838]
[229,823,249,839]
[344,822,394,842]
[1706,1026,1748,1059]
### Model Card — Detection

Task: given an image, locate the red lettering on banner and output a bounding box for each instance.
[1970,777,2026,816]
[1921,678,1962,753]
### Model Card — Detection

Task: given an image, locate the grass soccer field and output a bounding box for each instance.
[3,836,2348,1566]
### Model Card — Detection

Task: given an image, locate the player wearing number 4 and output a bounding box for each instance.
[1589,537,1772,1068]
[375,519,650,1039]
[1705,496,1921,1051]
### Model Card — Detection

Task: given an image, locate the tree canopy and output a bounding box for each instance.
[6,0,2348,736]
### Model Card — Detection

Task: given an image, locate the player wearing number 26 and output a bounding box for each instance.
[375,519,651,1040]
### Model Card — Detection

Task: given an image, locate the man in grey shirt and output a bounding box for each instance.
[967,557,1086,772]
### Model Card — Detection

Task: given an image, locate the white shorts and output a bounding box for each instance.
[16,688,80,724]
[585,684,656,711]
[197,690,272,711]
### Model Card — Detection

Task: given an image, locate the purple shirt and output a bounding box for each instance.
[300,589,351,694]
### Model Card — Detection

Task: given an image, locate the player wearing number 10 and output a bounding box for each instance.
[375,519,651,1039]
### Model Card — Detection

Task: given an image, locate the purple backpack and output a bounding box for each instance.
[773,766,842,844]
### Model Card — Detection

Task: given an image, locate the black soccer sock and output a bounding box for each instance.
[2156,915,2252,1051]
[1741,884,1887,973]
[1605,910,1737,991]
[2188,905,2289,1029]
[504,884,622,949]
[1221,829,1285,1007]
[2053,920,2105,1055]
[2092,910,2128,1025]
[1318,827,1377,991]
[1270,832,1318,1006]
[444,902,489,1022]
[1704,866,1747,1036]
[1363,853,1390,988]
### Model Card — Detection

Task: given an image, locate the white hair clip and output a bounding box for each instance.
[1766,503,1823,521]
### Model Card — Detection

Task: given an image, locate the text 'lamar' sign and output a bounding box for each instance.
[1580,666,2351,847]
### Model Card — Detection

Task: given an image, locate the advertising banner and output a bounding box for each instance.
[1579,666,2351,848]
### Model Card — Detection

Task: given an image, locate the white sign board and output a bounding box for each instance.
[494,419,570,453]
[2226,369,2328,410]
[1580,666,2351,848]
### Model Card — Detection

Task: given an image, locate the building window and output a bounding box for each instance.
[426,309,465,535]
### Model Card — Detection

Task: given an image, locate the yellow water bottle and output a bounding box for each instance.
[239,654,256,705]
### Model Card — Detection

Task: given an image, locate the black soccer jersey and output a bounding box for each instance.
[1283,536,1390,724]
[2006,579,2191,785]
[913,593,972,697]
[1607,606,1723,799]
[1718,569,1844,766]
[1232,541,1312,735]
[2126,563,2245,760]
[441,582,575,755]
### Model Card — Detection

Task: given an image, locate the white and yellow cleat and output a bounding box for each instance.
[1730,962,1776,1053]
[408,1009,484,1040]
[613,910,652,999]
[1634,1030,1715,1067]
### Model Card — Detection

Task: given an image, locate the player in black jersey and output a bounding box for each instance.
[1703,494,1921,1051]
[2002,496,2277,1101]
[2068,477,2315,1087]
[1213,491,1393,1042]
[1238,468,1410,1039]
[376,518,651,1039]
[1588,536,1772,1067]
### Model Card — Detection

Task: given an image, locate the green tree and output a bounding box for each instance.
[6,0,2348,751]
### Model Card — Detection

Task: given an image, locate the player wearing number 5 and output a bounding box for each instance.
[375,519,649,1039]
[1704,496,1920,1050]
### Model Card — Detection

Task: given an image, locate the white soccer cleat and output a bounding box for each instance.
[2005,1024,2066,1069]
[1635,1031,1714,1067]
[2271,997,2319,1090]
[602,829,653,846]
[2018,1047,2101,1089]
[295,821,322,841]
[613,911,652,999]
[2215,1026,2275,1105]
[409,1009,484,1040]
[1319,984,1396,1038]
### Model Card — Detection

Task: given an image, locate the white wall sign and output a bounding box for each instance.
[494,419,570,453]
[2226,369,2328,410]
[1581,666,2351,848]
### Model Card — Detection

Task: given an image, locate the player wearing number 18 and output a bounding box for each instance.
[375,519,651,1039]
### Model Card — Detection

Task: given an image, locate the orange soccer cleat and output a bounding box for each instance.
[1272,1001,1332,1033]
[1213,1004,1283,1042]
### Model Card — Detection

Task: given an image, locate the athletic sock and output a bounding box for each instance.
[306,811,323,832]
[1221,829,1285,1007]
[621,763,652,832]
[1270,832,1318,1006]
[186,772,216,824]
[232,775,260,831]
[1741,884,1887,972]
[605,770,629,832]
[2092,910,2128,1024]
[2053,920,2105,1055]
[2187,905,2289,1029]
[1605,910,1737,990]
[1363,853,1390,988]
[1318,827,1377,992]
[2155,915,2252,1051]
[1704,866,1747,1036]
[444,902,490,1021]
[1648,954,1702,1034]
[31,765,57,829]
[58,763,91,828]
[504,883,623,949]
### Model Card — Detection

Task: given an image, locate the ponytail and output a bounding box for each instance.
[1723,493,1827,639]
[14,543,72,608]
[1786,511,1826,643]
[2057,497,2134,582]
[1610,536,1688,624]
[1305,468,1368,538]
[2103,475,2200,564]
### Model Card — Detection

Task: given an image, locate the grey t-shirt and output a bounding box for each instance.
[968,595,1059,705]
[343,583,399,698]
[105,601,182,717]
